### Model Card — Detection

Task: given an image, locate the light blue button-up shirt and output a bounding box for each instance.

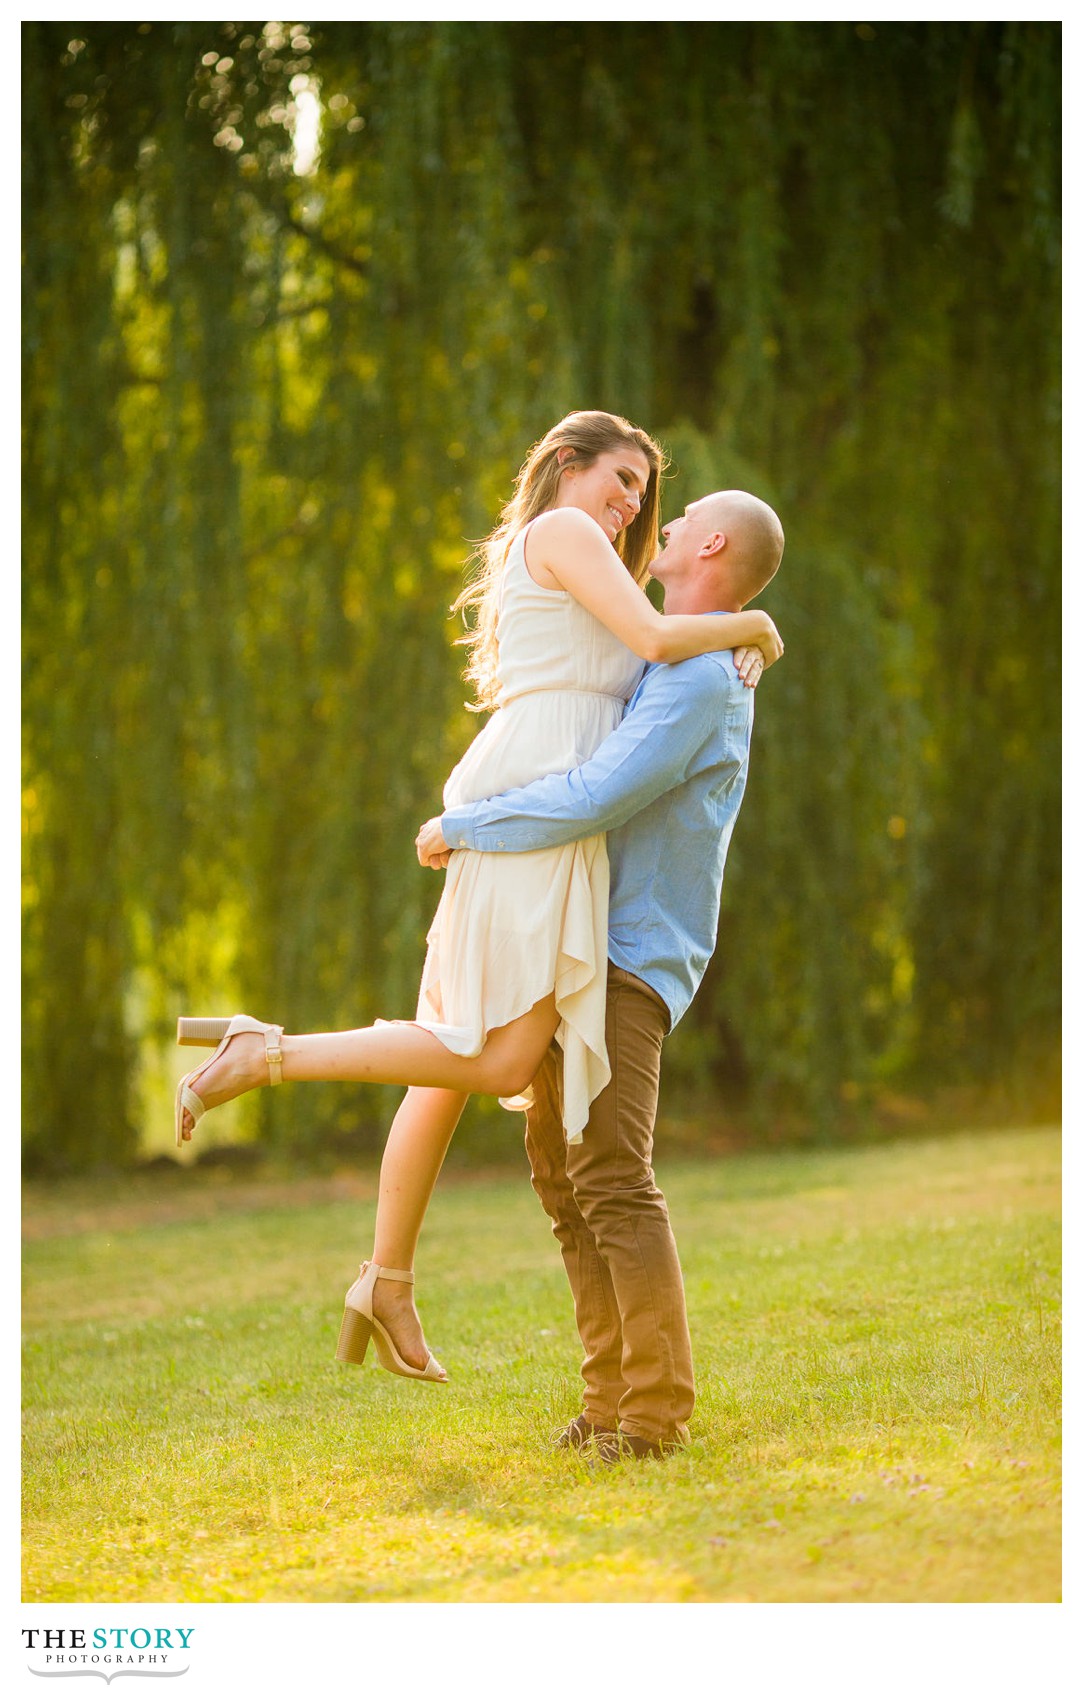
[440,645,755,1029]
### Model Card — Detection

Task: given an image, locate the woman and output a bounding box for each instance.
[175,411,782,1382]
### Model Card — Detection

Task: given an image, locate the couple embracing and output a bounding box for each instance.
[175,410,785,1464]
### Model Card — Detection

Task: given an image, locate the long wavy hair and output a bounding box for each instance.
[453,410,666,711]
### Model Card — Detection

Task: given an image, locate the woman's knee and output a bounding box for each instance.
[494,1065,538,1098]
[475,1000,557,1098]
[475,1038,547,1098]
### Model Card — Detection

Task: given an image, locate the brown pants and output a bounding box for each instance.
[525,964,695,1445]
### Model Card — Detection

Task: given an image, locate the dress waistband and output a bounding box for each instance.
[498,685,627,707]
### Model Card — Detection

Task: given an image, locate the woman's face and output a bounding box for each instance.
[557,445,652,544]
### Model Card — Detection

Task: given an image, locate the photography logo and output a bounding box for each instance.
[23,1628,193,1683]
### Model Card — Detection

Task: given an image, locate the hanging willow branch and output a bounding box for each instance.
[22,19,1061,1170]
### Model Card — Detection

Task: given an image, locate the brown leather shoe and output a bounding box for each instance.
[551,1416,618,1453]
[594,1430,686,1464]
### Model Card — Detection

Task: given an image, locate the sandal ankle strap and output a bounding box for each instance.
[265,1027,284,1086]
[369,1263,414,1284]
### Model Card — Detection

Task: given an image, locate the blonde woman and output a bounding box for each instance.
[175,411,783,1382]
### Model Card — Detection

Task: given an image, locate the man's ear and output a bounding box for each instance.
[699,530,727,559]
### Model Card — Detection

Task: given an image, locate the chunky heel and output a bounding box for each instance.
[336,1262,447,1383]
[177,1017,233,1047]
[336,1306,374,1365]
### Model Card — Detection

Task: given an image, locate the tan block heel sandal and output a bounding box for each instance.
[174,1014,284,1146]
[336,1262,447,1383]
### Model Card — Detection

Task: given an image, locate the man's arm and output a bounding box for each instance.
[430,658,751,857]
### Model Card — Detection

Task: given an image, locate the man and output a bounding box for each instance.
[417,489,784,1462]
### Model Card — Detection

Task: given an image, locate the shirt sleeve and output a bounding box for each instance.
[442,658,751,852]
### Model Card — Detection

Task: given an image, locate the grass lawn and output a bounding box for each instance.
[22,1125,1060,1603]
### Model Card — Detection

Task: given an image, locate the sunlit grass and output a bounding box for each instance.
[22,1127,1060,1602]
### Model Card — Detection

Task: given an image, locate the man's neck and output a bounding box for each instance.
[662,588,741,616]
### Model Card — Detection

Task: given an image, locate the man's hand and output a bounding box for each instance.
[416,815,452,868]
[734,645,768,688]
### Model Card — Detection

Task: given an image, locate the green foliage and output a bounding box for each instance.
[22,22,1060,1168]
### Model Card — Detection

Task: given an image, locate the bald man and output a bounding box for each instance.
[420,490,785,1462]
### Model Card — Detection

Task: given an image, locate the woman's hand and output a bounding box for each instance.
[733,615,782,686]
[416,816,452,869]
[733,645,767,688]
[751,613,784,666]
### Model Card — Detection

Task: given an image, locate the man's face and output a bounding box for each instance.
[650,496,718,582]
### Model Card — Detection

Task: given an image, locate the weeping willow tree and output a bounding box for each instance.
[22,21,1060,1171]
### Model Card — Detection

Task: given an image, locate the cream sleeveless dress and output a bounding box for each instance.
[414,524,645,1142]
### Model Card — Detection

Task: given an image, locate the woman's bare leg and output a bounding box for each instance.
[177,995,559,1139]
[374,1086,468,1267]
[178,1001,561,1370]
[283,1000,558,1094]
[367,1085,468,1371]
